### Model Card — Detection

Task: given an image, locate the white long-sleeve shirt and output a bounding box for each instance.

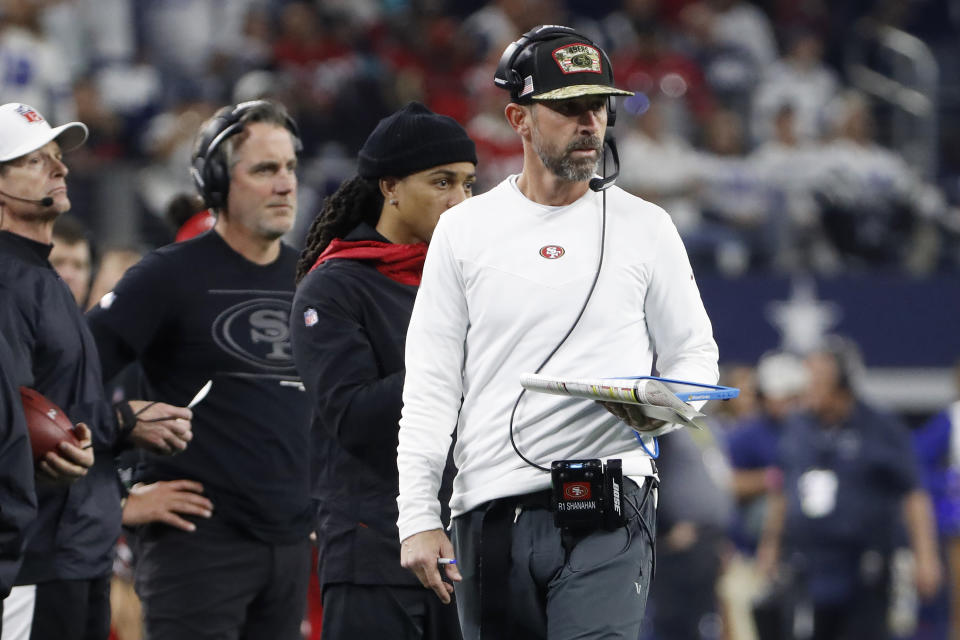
[397,176,719,541]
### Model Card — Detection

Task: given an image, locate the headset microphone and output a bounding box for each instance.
[0,190,54,207]
[0,191,53,232]
[589,136,620,193]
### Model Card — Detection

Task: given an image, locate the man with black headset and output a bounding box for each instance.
[397,26,719,639]
[87,100,313,640]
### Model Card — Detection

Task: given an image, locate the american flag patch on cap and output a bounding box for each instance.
[304,308,318,327]
[520,75,534,97]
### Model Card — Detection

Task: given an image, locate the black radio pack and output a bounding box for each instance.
[550,459,625,531]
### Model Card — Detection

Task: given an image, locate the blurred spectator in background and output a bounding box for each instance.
[0,0,75,124]
[728,351,809,552]
[643,426,734,640]
[811,91,947,274]
[136,98,216,231]
[42,0,134,74]
[618,97,701,235]
[711,363,759,432]
[49,214,92,308]
[135,0,254,104]
[700,0,777,70]
[751,29,837,144]
[757,338,942,640]
[273,3,342,72]
[380,14,475,125]
[911,359,960,640]
[604,0,664,52]
[677,0,776,117]
[461,0,530,58]
[689,108,776,275]
[723,351,809,640]
[273,3,390,160]
[750,104,835,273]
[610,5,717,139]
[464,79,523,193]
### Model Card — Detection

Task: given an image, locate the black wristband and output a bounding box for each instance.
[114,400,137,442]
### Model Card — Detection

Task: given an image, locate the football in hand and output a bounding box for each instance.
[19,387,82,462]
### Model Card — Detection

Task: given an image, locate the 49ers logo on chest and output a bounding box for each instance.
[539,245,565,259]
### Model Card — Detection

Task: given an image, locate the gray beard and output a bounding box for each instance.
[535,135,602,183]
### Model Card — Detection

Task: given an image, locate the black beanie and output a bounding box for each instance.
[357,102,477,179]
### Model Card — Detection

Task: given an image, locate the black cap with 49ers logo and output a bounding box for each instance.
[498,28,634,103]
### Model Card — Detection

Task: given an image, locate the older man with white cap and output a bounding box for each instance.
[0,103,193,640]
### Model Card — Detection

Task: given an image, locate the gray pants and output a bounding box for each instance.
[451,478,656,640]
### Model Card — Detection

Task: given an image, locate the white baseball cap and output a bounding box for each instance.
[756,351,810,400]
[0,103,88,162]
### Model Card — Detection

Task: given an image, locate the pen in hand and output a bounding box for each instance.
[437,557,457,566]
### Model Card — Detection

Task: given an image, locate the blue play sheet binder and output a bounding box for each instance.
[610,376,740,403]
[519,372,740,434]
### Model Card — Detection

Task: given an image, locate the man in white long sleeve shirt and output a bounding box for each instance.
[397,25,719,640]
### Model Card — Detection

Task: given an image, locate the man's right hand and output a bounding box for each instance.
[122,480,213,531]
[400,529,461,604]
[37,422,94,483]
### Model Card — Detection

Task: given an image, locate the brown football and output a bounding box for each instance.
[19,387,82,462]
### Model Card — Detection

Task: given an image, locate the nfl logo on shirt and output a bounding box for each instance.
[304,308,318,327]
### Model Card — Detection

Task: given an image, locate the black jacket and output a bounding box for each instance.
[0,332,36,597]
[0,231,121,583]
[290,223,454,588]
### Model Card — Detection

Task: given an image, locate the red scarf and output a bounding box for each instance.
[310,239,428,285]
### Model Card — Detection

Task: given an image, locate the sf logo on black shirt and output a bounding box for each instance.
[212,298,294,371]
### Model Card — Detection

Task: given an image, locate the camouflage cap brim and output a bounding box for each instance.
[532,85,634,100]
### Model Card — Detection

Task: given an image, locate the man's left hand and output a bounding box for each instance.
[599,401,668,433]
[126,400,193,455]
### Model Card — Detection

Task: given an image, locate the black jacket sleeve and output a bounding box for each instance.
[86,251,175,382]
[290,274,404,466]
[0,330,37,598]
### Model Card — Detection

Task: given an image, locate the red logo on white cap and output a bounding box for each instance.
[14,105,43,124]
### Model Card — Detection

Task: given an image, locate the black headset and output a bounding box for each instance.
[190,100,302,210]
[494,25,618,127]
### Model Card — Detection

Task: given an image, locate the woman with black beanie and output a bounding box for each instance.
[290,102,476,639]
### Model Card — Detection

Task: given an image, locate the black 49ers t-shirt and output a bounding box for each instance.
[87,231,312,543]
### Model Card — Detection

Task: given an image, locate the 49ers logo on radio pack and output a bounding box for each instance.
[540,245,565,259]
[563,482,591,500]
